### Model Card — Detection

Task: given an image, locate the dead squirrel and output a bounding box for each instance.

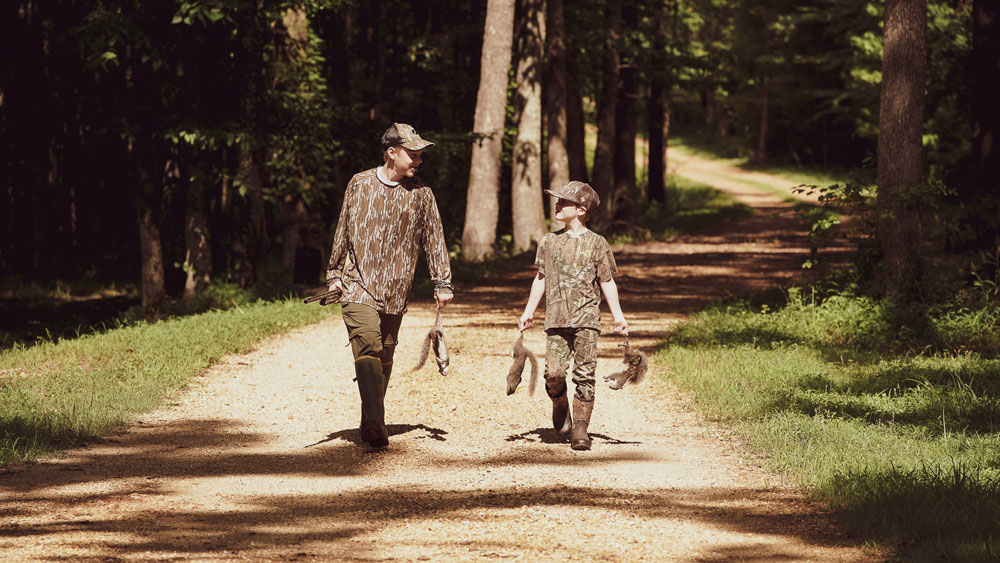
[505,331,539,396]
[410,308,450,376]
[604,336,648,390]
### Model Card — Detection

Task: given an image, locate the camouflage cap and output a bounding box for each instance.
[381,123,434,151]
[544,181,601,212]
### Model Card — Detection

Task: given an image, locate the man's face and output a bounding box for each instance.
[389,147,423,178]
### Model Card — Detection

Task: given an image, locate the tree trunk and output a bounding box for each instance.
[511,0,546,252]
[544,0,569,227]
[591,0,621,227]
[612,0,638,228]
[755,77,770,163]
[462,0,515,261]
[876,0,926,301]
[646,3,669,206]
[135,143,166,310]
[279,194,308,285]
[183,162,213,298]
[565,72,588,183]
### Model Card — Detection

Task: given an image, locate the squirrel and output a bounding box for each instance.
[411,308,449,376]
[604,336,648,390]
[505,331,539,396]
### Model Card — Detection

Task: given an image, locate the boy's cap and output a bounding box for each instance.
[381,123,434,151]
[544,181,601,211]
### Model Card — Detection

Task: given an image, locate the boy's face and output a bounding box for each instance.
[554,198,586,223]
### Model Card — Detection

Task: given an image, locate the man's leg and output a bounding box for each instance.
[544,329,574,437]
[378,313,403,398]
[569,328,599,450]
[342,303,388,447]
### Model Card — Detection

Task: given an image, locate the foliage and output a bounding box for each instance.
[657,287,1000,559]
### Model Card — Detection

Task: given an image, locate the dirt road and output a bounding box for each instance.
[0,155,879,561]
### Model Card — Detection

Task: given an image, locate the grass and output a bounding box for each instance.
[0,298,337,467]
[655,289,1000,561]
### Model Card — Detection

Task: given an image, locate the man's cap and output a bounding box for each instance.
[544,181,601,212]
[381,123,434,151]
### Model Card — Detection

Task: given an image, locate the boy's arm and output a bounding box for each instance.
[600,278,629,335]
[518,272,546,330]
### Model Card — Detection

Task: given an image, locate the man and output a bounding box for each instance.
[326,123,454,449]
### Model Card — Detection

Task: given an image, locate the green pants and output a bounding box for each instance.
[545,327,599,402]
[341,302,403,365]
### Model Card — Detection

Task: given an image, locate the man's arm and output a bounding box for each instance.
[326,180,355,290]
[421,189,454,308]
[518,272,546,330]
[600,278,629,335]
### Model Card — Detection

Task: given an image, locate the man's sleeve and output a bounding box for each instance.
[421,188,454,295]
[596,239,617,283]
[535,235,548,277]
[325,179,354,284]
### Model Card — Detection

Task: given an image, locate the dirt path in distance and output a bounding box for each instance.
[0,155,881,562]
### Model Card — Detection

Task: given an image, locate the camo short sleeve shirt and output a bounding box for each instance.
[535,229,617,332]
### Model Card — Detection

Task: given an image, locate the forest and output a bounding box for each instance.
[1,0,997,309]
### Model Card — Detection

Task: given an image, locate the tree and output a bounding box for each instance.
[590,0,621,227]
[462,0,516,261]
[646,1,671,205]
[877,0,926,301]
[545,0,570,224]
[511,0,547,252]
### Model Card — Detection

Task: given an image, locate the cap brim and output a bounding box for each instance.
[401,139,434,150]
[544,190,585,206]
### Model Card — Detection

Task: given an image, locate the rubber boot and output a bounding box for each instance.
[570,397,594,451]
[548,381,573,437]
[355,356,388,447]
[381,361,393,399]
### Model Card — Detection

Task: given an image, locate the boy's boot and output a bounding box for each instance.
[547,379,573,437]
[570,397,594,451]
[355,356,388,448]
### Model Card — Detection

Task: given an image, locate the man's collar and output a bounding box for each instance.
[376,167,399,186]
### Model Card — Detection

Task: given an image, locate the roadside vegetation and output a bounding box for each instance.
[0,295,336,467]
[656,284,1000,561]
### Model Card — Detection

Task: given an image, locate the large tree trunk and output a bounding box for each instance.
[544,0,569,226]
[462,0,515,261]
[590,0,621,227]
[183,162,213,298]
[646,3,669,206]
[755,77,770,163]
[876,0,926,301]
[565,72,589,183]
[511,0,546,252]
[612,2,638,227]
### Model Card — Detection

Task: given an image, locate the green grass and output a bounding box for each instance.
[0,298,336,467]
[656,290,1000,561]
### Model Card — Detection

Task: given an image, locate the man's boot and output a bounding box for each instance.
[548,380,573,437]
[381,361,393,399]
[570,397,594,451]
[355,356,388,448]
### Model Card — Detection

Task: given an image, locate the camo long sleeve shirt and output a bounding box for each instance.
[326,167,453,315]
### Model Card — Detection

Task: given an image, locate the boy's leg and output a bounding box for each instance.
[544,329,574,436]
[569,328,599,450]
[341,303,388,447]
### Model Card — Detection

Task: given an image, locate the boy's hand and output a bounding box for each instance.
[518,311,534,331]
[435,291,453,309]
[613,316,629,336]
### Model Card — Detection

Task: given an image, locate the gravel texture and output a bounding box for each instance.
[0,155,880,562]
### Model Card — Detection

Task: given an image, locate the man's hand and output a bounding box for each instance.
[518,311,534,331]
[613,316,629,336]
[435,291,454,309]
[328,279,344,293]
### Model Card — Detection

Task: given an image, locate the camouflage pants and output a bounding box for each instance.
[544,327,599,402]
[341,302,403,365]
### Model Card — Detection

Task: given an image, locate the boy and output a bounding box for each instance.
[518,181,628,451]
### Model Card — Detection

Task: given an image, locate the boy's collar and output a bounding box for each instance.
[376,166,399,186]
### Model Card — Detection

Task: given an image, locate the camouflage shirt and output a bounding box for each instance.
[326,167,453,315]
[535,229,617,331]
